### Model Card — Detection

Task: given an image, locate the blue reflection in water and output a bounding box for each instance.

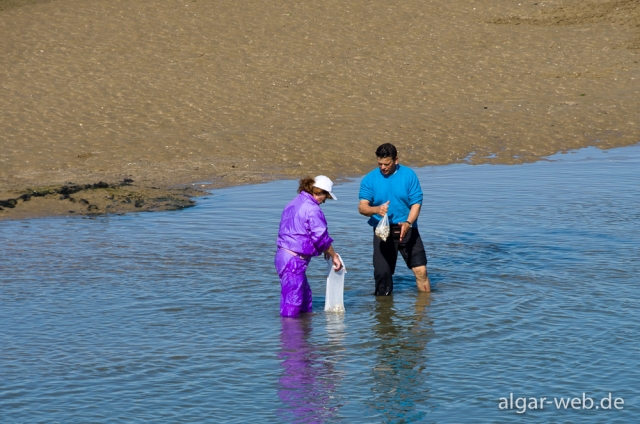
[367,292,433,422]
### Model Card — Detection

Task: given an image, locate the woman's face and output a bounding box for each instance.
[312,191,329,204]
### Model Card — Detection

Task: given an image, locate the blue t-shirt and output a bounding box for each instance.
[359,164,423,227]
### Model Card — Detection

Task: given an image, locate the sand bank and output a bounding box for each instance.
[1,0,639,220]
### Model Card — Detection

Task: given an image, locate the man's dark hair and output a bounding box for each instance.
[375,143,397,159]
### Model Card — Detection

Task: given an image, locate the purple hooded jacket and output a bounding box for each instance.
[277,191,334,257]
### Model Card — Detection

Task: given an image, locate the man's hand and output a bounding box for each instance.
[378,201,390,216]
[400,203,421,241]
[358,200,390,217]
[399,221,411,242]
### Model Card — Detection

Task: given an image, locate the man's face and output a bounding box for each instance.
[377,156,398,176]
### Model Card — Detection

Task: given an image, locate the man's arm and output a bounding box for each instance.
[400,203,421,241]
[358,199,389,217]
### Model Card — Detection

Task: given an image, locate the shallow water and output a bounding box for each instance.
[1,145,639,423]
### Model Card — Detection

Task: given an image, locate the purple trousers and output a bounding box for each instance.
[275,249,313,317]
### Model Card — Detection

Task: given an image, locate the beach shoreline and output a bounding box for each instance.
[2,0,639,220]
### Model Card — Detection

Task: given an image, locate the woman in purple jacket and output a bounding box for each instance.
[275,175,342,317]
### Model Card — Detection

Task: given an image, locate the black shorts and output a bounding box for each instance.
[372,225,427,295]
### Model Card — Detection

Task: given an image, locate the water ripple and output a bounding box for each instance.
[2,145,640,422]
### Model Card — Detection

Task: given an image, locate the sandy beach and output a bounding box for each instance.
[1,0,639,220]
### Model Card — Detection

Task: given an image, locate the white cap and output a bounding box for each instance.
[313,175,337,200]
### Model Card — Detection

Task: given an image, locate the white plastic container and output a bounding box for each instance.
[325,255,346,313]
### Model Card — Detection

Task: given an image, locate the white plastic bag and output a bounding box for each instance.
[375,213,390,241]
[325,255,346,313]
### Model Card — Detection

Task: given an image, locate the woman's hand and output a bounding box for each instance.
[331,253,343,271]
[324,246,343,271]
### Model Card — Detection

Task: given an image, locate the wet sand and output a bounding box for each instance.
[1,0,639,220]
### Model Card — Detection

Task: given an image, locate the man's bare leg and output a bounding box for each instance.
[412,265,431,292]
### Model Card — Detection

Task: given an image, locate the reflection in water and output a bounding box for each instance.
[369,292,433,422]
[2,146,639,422]
[278,315,345,423]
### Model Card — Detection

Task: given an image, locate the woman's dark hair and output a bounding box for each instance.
[375,143,397,159]
[298,177,328,196]
[298,177,315,194]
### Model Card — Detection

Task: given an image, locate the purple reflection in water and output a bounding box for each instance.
[278,316,341,423]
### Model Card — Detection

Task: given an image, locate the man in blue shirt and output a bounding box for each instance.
[358,143,431,295]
